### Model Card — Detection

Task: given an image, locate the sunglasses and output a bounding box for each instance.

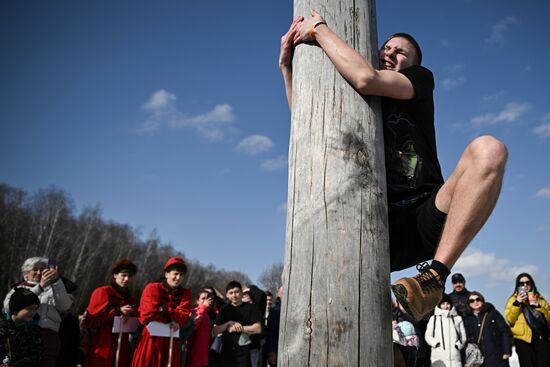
[468,297,482,304]
[519,281,531,286]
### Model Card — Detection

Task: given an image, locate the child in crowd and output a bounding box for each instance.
[0,288,42,366]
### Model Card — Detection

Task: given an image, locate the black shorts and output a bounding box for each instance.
[389,186,447,271]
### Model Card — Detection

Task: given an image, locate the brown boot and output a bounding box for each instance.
[391,262,444,321]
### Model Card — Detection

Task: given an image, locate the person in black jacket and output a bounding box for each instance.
[464,291,512,367]
[448,273,470,318]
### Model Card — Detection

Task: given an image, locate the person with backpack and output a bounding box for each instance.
[425,295,466,366]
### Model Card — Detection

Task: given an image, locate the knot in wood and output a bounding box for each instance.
[304,317,313,337]
[356,149,368,166]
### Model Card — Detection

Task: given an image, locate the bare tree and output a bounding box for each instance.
[0,182,255,314]
[259,262,283,294]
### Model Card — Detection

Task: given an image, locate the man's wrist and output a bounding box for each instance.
[309,20,327,39]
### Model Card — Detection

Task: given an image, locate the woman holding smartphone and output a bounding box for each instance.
[505,273,550,367]
[3,257,71,367]
[82,259,138,367]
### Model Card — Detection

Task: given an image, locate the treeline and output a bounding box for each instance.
[0,182,250,313]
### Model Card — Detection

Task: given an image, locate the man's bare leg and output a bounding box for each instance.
[392,135,507,320]
[433,135,508,268]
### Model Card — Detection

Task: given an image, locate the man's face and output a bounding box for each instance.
[113,271,133,288]
[226,287,243,306]
[453,281,465,292]
[379,37,418,72]
[266,295,274,309]
[164,269,184,288]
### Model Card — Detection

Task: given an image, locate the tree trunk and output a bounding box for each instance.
[279,1,392,366]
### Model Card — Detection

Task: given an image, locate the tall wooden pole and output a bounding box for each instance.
[279,0,392,366]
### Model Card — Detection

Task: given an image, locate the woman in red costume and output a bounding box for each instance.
[131,256,191,367]
[82,259,138,367]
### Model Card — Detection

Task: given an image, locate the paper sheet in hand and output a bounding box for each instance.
[146,321,180,338]
[112,316,140,333]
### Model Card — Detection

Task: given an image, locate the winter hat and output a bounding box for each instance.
[438,294,453,308]
[451,273,465,283]
[398,321,416,337]
[9,288,40,315]
[112,259,137,275]
[164,256,187,274]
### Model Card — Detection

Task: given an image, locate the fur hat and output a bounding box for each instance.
[9,288,40,315]
[164,256,187,274]
[112,259,137,275]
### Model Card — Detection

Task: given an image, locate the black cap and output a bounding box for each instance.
[9,288,40,315]
[451,273,465,283]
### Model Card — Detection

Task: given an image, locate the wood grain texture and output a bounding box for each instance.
[279,1,392,365]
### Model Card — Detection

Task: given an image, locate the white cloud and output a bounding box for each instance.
[471,102,531,126]
[533,124,550,138]
[236,135,275,155]
[443,63,464,74]
[442,77,466,91]
[533,114,550,138]
[277,202,288,214]
[482,91,505,103]
[137,89,236,141]
[176,104,235,127]
[535,186,550,198]
[485,16,520,45]
[142,89,177,111]
[260,155,287,171]
[440,39,451,48]
[454,249,537,283]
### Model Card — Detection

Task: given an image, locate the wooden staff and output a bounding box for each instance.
[167,322,174,367]
[114,316,124,367]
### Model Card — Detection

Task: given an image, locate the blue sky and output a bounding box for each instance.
[1,0,549,326]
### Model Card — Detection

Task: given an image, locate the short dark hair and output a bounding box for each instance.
[265,291,273,297]
[197,288,214,300]
[226,280,242,293]
[382,33,422,65]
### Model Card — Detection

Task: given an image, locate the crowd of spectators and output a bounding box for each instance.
[2,257,549,367]
[1,256,281,367]
[392,271,550,367]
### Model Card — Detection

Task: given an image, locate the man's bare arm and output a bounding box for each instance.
[243,321,261,335]
[294,10,414,100]
[279,16,303,109]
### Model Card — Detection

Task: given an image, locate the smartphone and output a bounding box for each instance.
[47,259,57,269]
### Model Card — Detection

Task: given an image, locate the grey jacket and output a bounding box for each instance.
[3,279,72,332]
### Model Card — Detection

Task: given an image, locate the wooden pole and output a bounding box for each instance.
[279,0,392,366]
[167,325,174,367]
[114,317,124,367]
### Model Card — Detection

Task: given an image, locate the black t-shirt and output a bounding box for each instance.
[216,302,261,349]
[382,65,444,205]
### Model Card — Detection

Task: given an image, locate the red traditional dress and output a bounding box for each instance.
[82,284,137,367]
[131,281,191,367]
[185,303,212,367]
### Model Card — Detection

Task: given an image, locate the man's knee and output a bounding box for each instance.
[468,135,508,174]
